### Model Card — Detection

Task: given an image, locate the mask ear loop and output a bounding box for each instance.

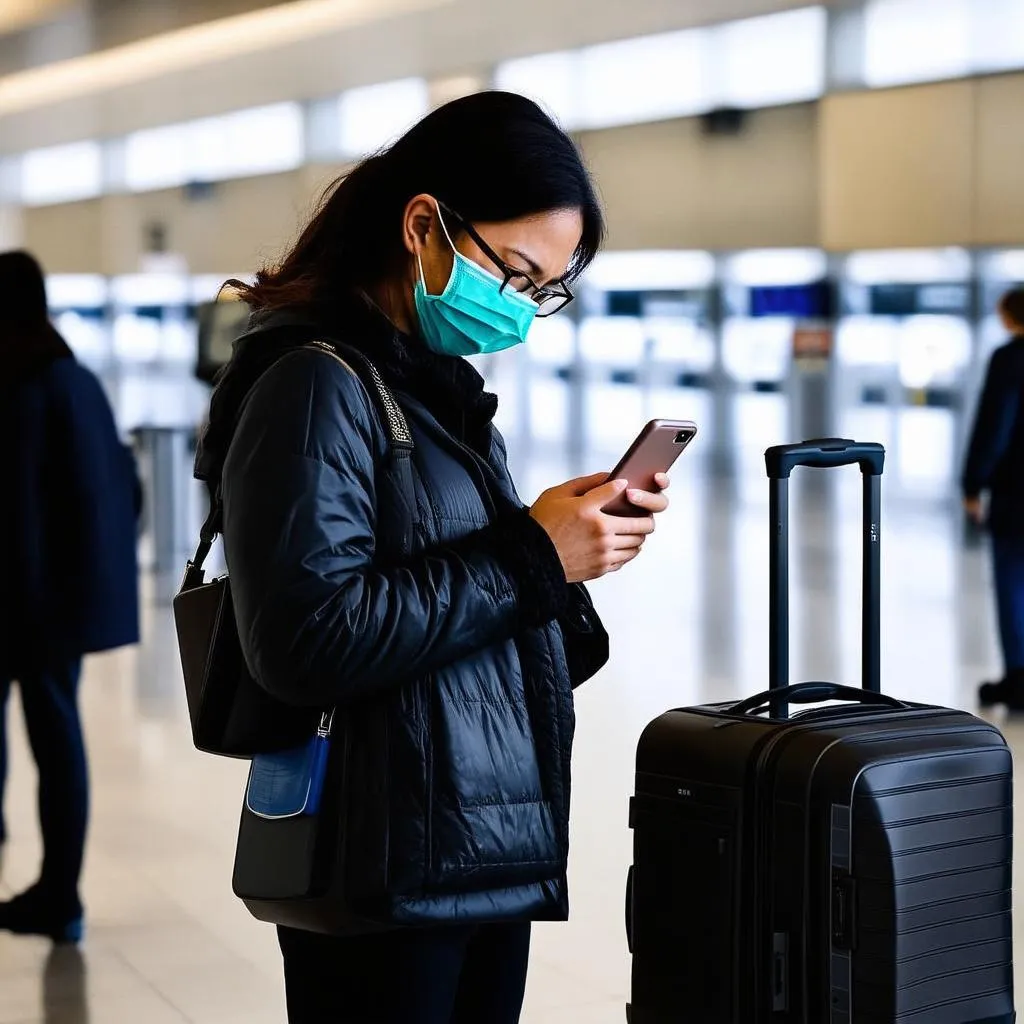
[433,203,458,252]
[416,203,457,286]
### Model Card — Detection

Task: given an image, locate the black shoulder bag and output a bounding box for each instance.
[172,341,417,759]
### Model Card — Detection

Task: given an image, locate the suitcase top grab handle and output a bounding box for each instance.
[765,438,885,480]
[764,438,886,717]
[729,682,906,718]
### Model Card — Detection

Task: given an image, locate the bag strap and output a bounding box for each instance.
[182,340,416,589]
[304,340,414,446]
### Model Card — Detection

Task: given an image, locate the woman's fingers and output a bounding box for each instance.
[605,514,655,537]
[610,548,642,571]
[582,478,630,511]
[625,488,670,513]
[560,471,614,497]
[609,532,647,551]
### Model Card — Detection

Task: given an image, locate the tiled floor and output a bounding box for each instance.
[0,386,1018,1022]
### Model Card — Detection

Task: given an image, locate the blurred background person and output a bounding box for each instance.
[0,250,140,943]
[966,287,1024,709]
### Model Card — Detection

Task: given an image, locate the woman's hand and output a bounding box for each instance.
[529,472,671,584]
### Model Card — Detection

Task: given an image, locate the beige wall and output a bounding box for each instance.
[21,163,348,274]
[820,72,1024,250]
[17,71,1024,272]
[975,74,1024,246]
[99,172,309,275]
[819,80,975,250]
[0,201,23,251]
[21,109,822,272]
[22,197,103,271]
[580,104,819,251]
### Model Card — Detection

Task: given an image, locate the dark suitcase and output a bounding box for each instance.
[626,439,1015,1024]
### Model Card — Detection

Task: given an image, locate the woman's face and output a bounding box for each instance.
[404,195,584,300]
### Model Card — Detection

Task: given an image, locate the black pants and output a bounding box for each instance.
[278,921,531,1024]
[0,659,87,914]
[993,534,1024,673]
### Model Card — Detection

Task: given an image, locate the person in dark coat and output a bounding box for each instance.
[0,250,140,942]
[196,93,670,1023]
[966,286,1024,709]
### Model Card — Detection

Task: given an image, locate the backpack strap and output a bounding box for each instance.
[182,340,417,589]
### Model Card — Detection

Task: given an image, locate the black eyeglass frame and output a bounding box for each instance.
[437,201,575,318]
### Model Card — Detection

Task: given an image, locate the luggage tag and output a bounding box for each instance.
[245,710,333,819]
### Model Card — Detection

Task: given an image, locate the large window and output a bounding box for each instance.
[47,275,110,365]
[495,7,826,131]
[125,103,303,193]
[338,78,429,159]
[577,31,710,129]
[864,0,972,87]
[496,33,711,130]
[860,0,1024,87]
[973,0,1024,74]
[725,249,828,287]
[494,51,579,126]
[0,157,20,203]
[714,7,826,109]
[192,104,303,183]
[21,141,103,205]
[584,250,716,291]
[843,248,971,285]
[125,124,188,192]
[47,274,109,310]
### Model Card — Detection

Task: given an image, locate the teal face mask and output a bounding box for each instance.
[413,206,539,357]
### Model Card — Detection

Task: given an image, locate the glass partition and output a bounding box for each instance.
[110,274,193,365]
[721,249,829,389]
[48,274,110,367]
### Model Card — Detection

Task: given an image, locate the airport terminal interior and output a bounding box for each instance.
[3,0,1024,1020]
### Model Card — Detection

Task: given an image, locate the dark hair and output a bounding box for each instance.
[238,91,604,312]
[0,250,48,327]
[999,287,1024,331]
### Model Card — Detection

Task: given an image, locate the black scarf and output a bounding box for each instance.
[354,310,499,453]
[195,293,498,493]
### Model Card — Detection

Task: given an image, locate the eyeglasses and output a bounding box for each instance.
[438,202,574,318]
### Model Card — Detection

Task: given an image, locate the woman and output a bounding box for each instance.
[0,250,140,943]
[197,92,669,1023]
[966,287,1024,709]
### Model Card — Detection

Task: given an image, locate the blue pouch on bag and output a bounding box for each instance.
[245,711,333,819]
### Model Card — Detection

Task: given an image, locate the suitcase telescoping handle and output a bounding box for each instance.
[765,439,885,718]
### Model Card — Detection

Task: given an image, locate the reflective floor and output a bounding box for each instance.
[1,385,1018,1023]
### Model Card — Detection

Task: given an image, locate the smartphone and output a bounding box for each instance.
[602,419,698,516]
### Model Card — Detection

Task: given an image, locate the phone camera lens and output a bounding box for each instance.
[674,431,690,445]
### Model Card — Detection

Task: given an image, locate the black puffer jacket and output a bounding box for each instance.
[206,301,608,925]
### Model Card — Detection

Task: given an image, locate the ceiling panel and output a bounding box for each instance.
[38,0,837,56]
